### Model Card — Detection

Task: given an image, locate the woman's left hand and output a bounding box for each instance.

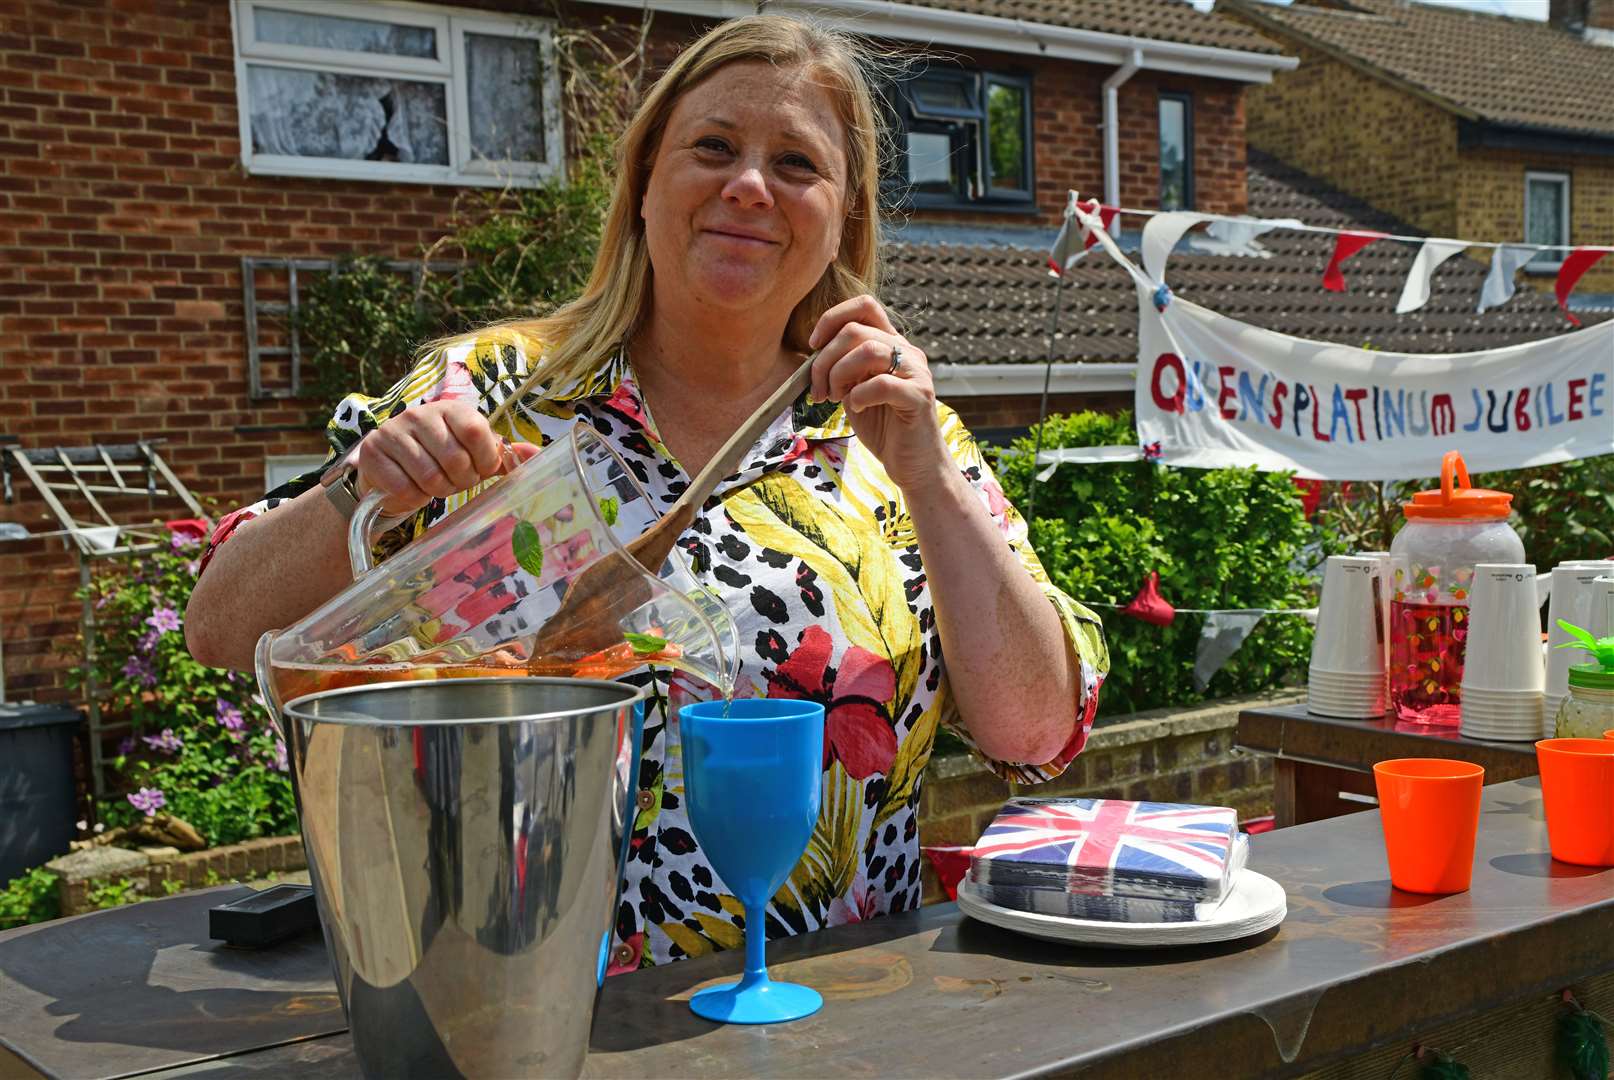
[808,295,950,494]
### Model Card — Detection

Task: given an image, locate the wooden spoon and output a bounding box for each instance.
[525,355,816,670]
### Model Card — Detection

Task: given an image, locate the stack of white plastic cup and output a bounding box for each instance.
[1358,550,1396,702]
[1308,555,1386,719]
[1459,563,1543,741]
[1543,560,1614,736]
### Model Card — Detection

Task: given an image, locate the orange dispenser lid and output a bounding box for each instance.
[1403,451,1513,520]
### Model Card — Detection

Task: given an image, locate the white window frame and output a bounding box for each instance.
[230,0,564,188]
[1524,170,1571,274]
[264,454,330,493]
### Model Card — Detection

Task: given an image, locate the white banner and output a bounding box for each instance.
[1135,289,1614,480]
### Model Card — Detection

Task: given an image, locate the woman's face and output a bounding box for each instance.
[640,61,849,329]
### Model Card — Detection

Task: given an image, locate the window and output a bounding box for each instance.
[265,454,329,492]
[885,69,1033,209]
[1524,172,1571,272]
[1159,92,1194,211]
[230,0,563,187]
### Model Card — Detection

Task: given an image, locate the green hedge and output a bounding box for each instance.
[994,411,1315,716]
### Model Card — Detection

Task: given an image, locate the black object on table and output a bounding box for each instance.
[208,884,319,949]
[3,777,1613,1078]
[1237,702,1539,828]
[0,701,82,883]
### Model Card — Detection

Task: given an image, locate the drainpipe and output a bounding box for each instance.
[1102,48,1143,207]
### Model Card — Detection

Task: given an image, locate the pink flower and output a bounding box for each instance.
[141,728,183,754]
[128,787,165,817]
[766,625,897,780]
[145,606,181,634]
[216,698,245,732]
[604,380,654,436]
[827,876,880,925]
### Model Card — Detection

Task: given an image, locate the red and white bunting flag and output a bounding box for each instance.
[1395,239,1468,314]
[1047,198,1119,277]
[1079,199,1121,250]
[1321,231,1388,293]
[1555,248,1610,327]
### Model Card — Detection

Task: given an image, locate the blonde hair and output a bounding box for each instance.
[475,14,888,429]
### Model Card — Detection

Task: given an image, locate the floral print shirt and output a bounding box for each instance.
[201,335,1109,970]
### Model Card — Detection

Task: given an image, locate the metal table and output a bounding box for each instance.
[2,778,1611,1079]
[1237,703,1540,828]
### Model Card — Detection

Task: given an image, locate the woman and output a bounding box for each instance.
[186,14,1107,969]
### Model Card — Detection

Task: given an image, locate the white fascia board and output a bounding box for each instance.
[580,0,1297,83]
[931,363,1138,397]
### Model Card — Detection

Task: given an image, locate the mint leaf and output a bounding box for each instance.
[624,632,668,655]
[598,496,619,526]
[1556,619,1601,650]
[512,520,544,578]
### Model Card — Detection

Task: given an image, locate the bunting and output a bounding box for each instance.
[1056,198,1613,322]
[1557,249,1612,327]
[1395,239,1468,314]
[1322,232,1387,293]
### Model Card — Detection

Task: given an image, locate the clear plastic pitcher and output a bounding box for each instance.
[254,423,737,713]
[1388,450,1525,725]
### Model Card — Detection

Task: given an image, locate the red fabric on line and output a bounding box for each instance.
[1121,570,1177,627]
[1321,232,1386,292]
[1076,199,1121,249]
[1555,248,1610,327]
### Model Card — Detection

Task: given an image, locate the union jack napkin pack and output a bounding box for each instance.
[970,797,1248,922]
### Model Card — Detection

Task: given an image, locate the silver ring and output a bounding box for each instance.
[887,344,904,376]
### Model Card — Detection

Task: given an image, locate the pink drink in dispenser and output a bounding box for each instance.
[1388,451,1524,725]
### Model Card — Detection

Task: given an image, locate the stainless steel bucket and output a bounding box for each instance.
[278,677,647,1079]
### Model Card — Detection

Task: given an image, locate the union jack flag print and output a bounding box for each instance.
[971,798,1242,902]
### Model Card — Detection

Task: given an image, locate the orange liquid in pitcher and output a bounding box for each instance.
[271,642,696,705]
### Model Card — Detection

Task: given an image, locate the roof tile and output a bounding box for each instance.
[1228,0,1614,138]
[883,0,1287,55]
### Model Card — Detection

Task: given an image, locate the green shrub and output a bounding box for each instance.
[995,411,1315,716]
[0,868,61,929]
[1475,456,1614,569]
[86,877,141,910]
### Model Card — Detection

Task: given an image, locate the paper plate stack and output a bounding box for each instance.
[956,797,1286,948]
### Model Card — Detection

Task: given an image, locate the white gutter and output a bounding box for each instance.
[1103,49,1143,208]
[931,362,1138,397]
[583,0,1298,83]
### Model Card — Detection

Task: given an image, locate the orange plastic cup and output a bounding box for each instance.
[1536,738,1614,867]
[1372,758,1485,894]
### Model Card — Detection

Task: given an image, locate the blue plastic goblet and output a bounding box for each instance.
[678,697,825,1024]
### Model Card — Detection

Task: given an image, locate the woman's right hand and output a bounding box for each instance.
[352,400,540,515]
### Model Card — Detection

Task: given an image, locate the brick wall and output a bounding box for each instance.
[876,44,1249,227]
[916,691,1296,904]
[1238,37,1461,239]
[1457,148,1614,294]
[0,0,1244,698]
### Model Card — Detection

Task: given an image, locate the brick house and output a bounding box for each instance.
[0,0,1299,700]
[1223,0,1614,306]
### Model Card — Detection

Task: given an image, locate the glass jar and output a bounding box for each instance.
[1389,451,1525,726]
[1553,666,1614,739]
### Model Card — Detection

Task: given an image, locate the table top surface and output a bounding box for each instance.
[3,778,1610,1080]
[1237,702,1539,779]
